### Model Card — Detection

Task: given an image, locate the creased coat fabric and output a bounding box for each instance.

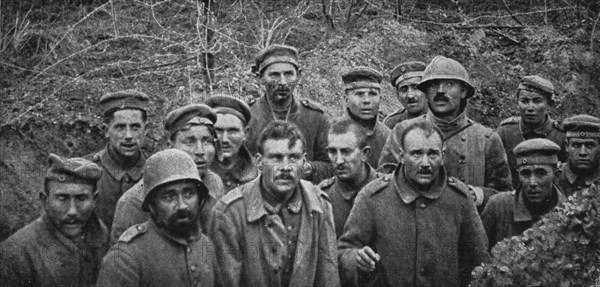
[84,146,145,229]
[246,96,333,183]
[378,111,512,208]
[110,170,223,245]
[557,162,600,197]
[96,220,222,287]
[207,177,340,287]
[337,167,490,287]
[0,213,109,287]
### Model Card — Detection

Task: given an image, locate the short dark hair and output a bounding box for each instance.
[103,109,148,125]
[400,120,444,150]
[329,118,369,149]
[257,120,305,154]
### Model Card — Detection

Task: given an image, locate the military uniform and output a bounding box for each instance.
[557,163,600,197]
[384,61,428,129]
[85,147,145,229]
[0,214,108,287]
[97,220,222,287]
[383,107,409,129]
[337,168,490,287]
[210,145,259,193]
[318,164,379,238]
[110,169,224,244]
[378,112,513,208]
[481,187,565,250]
[497,115,566,187]
[207,177,340,287]
[246,96,333,183]
[344,113,390,169]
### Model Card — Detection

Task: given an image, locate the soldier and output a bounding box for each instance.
[208,121,339,287]
[96,149,222,286]
[383,61,429,129]
[341,66,391,168]
[319,119,380,238]
[338,121,489,287]
[497,75,566,187]
[110,104,224,244]
[205,95,259,192]
[378,55,512,210]
[482,138,566,250]
[0,154,108,287]
[557,114,600,197]
[245,44,332,183]
[85,90,150,229]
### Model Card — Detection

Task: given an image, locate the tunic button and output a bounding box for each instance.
[124,176,130,183]
[187,248,192,254]
[461,137,466,142]
[193,280,198,285]
[226,181,232,187]
[419,203,427,209]
[287,226,292,230]
[191,264,197,271]
[420,268,426,274]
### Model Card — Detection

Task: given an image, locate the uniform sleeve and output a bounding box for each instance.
[316,198,341,287]
[0,242,34,287]
[337,190,376,285]
[458,199,491,287]
[482,132,513,206]
[480,196,500,251]
[308,115,334,184]
[95,245,140,286]
[207,208,243,287]
[377,125,403,173]
[110,196,147,246]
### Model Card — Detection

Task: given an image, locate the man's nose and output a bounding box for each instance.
[66,199,78,217]
[176,194,190,211]
[194,141,206,155]
[334,152,344,165]
[125,127,134,139]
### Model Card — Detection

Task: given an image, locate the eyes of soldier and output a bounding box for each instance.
[158,187,197,202]
[518,95,546,105]
[326,148,353,157]
[569,140,598,150]
[266,70,296,82]
[425,80,460,92]
[181,136,215,148]
[112,123,143,132]
[407,148,442,159]
[348,89,379,98]
[263,152,303,165]
[55,194,91,202]
[398,84,418,93]
[518,168,550,178]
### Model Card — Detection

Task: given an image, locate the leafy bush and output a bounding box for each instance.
[470,187,600,287]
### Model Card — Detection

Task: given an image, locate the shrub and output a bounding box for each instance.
[470,187,600,287]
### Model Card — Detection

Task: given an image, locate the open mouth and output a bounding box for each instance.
[121,143,137,149]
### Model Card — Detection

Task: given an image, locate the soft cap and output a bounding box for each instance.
[46,153,102,186]
[513,138,560,167]
[341,66,383,91]
[205,95,252,126]
[99,90,150,117]
[390,61,426,88]
[252,44,299,75]
[563,114,600,139]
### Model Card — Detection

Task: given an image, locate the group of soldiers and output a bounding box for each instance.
[1,43,600,287]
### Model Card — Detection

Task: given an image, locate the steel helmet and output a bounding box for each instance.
[416,55,475,99]
[141,149,208,211]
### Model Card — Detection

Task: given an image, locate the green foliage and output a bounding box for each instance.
[471,187,600,287]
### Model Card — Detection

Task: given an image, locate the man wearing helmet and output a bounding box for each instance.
[96,149,222,286]
[378,56,512,210]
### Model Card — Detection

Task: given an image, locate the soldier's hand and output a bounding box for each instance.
[356,246,380,272]
[467,185,484,206]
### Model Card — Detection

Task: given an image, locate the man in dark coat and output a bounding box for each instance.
[340,66,391,168]
[206,95,259,192]
[378,55,512,211]
[96,149,222,286]
[482,138,566,250]
[0,154,108,287]
[110,104,225,244]
[383,61,429,129]
[557,114,600,197]
[338,120,489,287]
[84,90,150,229]
[208,121,339,287]
[245,44,332,183]
[496,75,566,187]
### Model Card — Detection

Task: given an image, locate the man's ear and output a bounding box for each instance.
[360,146,371,161]
[254,153,263,170]
[102,123,109,138]
[554,166,562,178]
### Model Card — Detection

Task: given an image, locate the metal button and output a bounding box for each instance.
[187,248,192,254]
[419,268,426,274]
[124,176,130,183]
[226,181,232,187]
[287,226,292,230]
[419,203,427,209]
[58,175,66,182]
[191,264,197,271]
[461,137,466,142]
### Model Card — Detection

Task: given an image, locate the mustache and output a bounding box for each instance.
[417,167,433,175]
[61,217,85,225]
[433,93,449,102]
[275,173,295,181]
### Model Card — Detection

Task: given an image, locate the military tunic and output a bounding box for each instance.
[110,170,224,245]
[557,162,600,197]
[210,145,259,193]
[378,111,513,208]
[246,96,333,183]
[318,164,379,238]
[85,146,145,229]
[345,113,391,169]
[383,106,427,130]
[96,220,222,287]
[337,168,490,287]
[207,177,340,287]
[497,116,567,187]
[0,213,108,287]
[481,185,565,250]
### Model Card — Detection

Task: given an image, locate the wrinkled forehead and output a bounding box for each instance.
[403,128,443,149]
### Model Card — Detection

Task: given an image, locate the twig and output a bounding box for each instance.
[591,12,600,50]
[487,30,520,45]
[455,25,525,29]
[501,0,523,26]
[110,0,119,37]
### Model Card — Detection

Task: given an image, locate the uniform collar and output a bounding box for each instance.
[346,109,378,136]
[245,178,323,223]
[563,161,600,186]
[513,184,565,222]
[261,184,303,214]
[259,94,299,120]
[335,163,378,201]
[42,212,107,251]
[429,110,469,134]
[519,114,553,137]
[394,165,447,204]
[211,145,259,182]
[100,145,145,181]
